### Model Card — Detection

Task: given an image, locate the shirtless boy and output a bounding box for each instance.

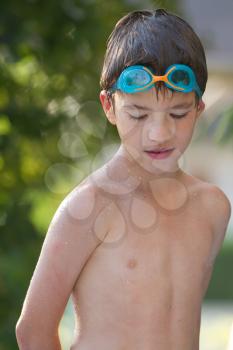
[16,9,231,350]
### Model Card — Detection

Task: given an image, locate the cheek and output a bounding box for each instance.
[116,115,141,142]
[176,117,196,146]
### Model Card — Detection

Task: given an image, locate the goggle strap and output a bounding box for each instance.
[165,81,185,91]
[134,81,155,92]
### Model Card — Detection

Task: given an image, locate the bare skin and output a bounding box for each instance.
[69,160,230,350]
[16,89,231,350]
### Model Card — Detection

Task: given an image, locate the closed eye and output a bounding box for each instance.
[128,113,148,120]
[170,112,188,119]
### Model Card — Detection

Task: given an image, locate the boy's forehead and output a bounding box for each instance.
[116,88,195,110]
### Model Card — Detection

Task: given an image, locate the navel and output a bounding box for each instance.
[127,258,138,269]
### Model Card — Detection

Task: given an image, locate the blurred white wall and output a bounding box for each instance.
[180,0,233,71]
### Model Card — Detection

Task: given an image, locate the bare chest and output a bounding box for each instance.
[74,191,214,305]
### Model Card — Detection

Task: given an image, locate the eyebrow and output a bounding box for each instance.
[170,102,194,109]
[123,102,194,111]
[122,104,154,112]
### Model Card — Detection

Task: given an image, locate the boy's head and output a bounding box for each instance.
[100,9,207,99]
[99,9,207,175]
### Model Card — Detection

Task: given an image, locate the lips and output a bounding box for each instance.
[145,148,175,159]
[146,148,173,153]
[146,148,174,153]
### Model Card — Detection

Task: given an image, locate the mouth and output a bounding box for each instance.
[144,148,175,159]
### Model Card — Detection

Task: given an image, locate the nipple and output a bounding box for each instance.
[127,258,138,269]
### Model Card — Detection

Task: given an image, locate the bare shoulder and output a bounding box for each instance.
[56,174,117,241]
[52,174,109,225]
[185,174,231,219]
[61,179,100,223]
[189,177,231,262]
[184,173,231,236]
[192,179,232,251]
[199,182,231,231]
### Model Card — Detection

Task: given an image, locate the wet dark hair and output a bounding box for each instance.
[100,9,207,101]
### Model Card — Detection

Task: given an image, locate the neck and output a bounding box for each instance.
[108,144,183,190]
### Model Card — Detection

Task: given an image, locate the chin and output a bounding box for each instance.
[139,154,177,175]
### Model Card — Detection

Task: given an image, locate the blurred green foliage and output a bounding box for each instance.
[206,242,233,300]
[1,1,181,348]
[213,105,233,145]
[0,0,232,349]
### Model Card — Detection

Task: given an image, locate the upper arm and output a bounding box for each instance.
[17,183,102,335]
[204,185,231,263]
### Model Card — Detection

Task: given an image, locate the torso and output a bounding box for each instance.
[70,170,215,350]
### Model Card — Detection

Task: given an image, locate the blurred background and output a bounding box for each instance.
[0,0,232,349]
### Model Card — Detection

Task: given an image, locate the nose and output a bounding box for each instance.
[146,117,175,143]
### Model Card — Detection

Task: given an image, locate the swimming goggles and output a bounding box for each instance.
[110,64,202,97]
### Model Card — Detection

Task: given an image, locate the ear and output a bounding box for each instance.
[197,99,205,117]
[99,90,116,125]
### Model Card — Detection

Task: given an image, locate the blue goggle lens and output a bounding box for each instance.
[170,70,190,86]
[125,69,151,86]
